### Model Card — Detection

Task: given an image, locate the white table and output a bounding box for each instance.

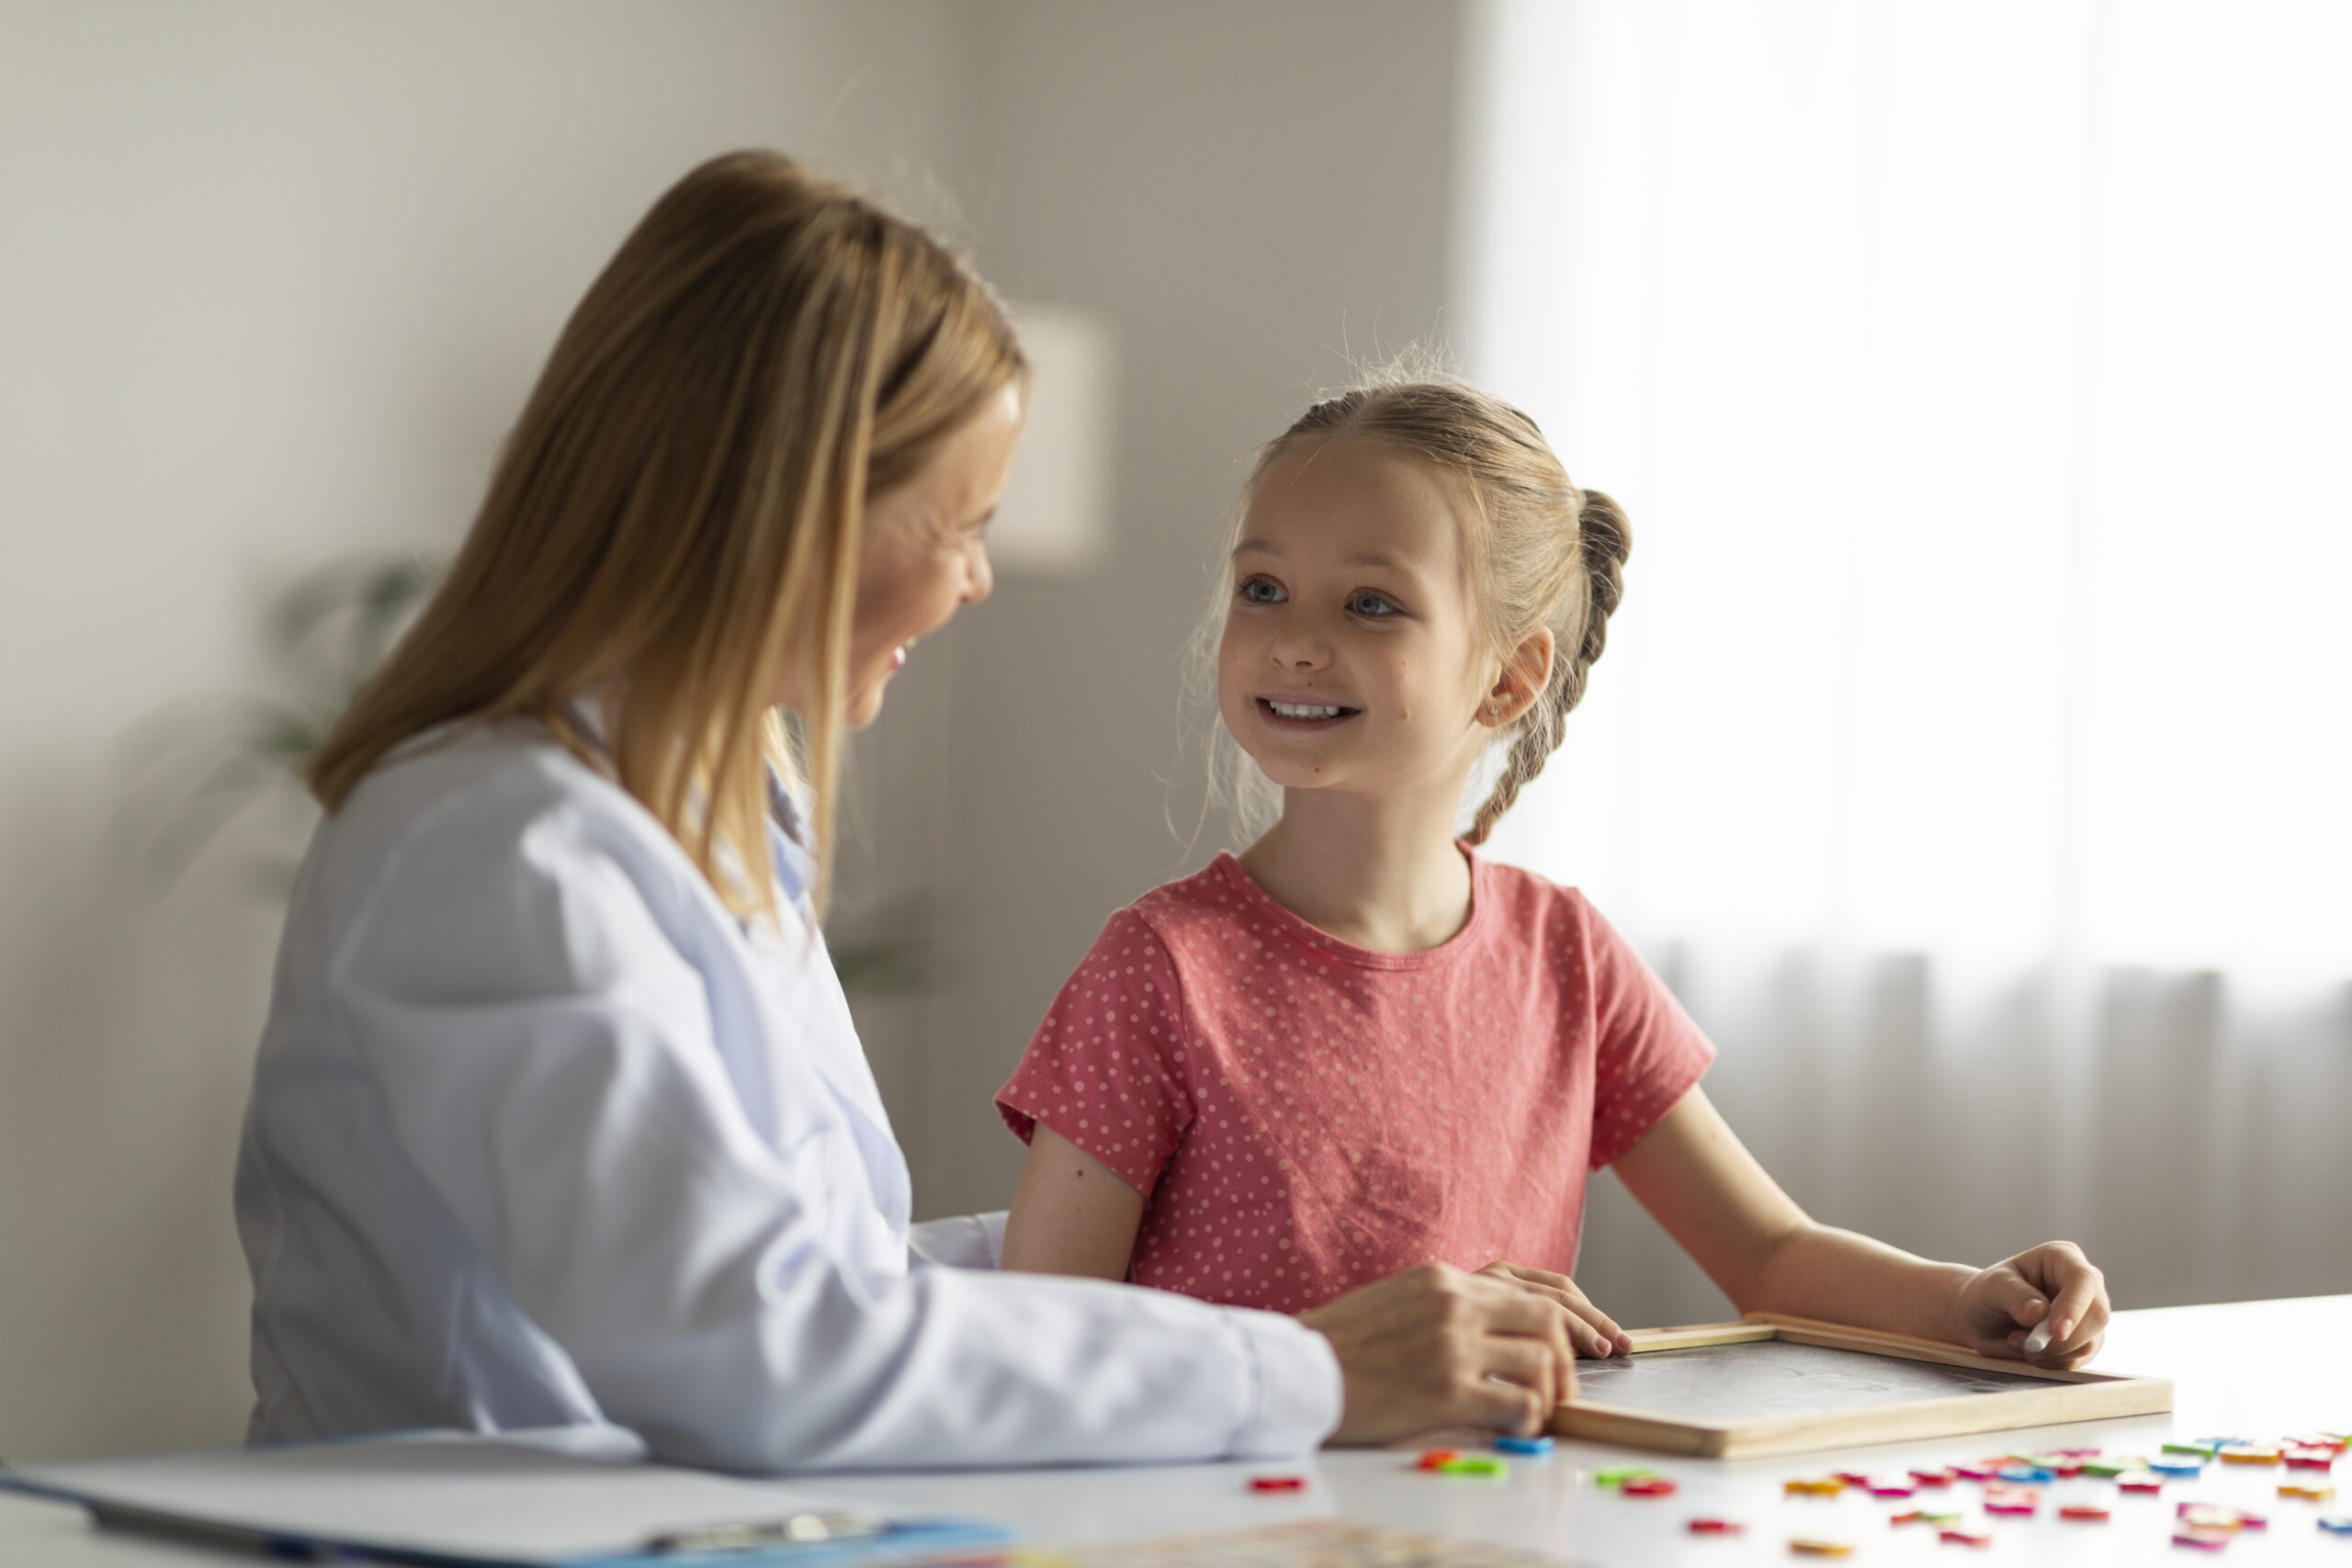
[6,1294,2347,1565]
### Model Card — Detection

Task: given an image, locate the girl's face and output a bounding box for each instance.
[793,383,1021,728]
[1219,438,1513,803]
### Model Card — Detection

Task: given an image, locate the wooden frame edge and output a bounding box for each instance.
[1544,1314,2173,1459]
[1704,1378,2177,1460]
[1621,1321,1777,1353]
[1549,1401,1736,1457]
[1748,1312,2170,1395]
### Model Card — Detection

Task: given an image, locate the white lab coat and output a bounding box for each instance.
[234,716,1338,1472]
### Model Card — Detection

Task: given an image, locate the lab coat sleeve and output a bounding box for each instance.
[329,782,1339,1472]
[907,1212,1007,1270]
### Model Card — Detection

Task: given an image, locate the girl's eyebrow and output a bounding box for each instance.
[1231,539,1421,577]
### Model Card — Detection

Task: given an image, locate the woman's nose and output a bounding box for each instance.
[963,540,994,604]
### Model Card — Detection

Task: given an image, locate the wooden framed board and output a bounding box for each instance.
[1546,1312,2172,1459]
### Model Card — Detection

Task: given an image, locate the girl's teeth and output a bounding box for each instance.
[1269,702,1343,719]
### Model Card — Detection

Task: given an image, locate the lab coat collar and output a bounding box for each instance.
[558,693,910,1242]
[559,693,814,920]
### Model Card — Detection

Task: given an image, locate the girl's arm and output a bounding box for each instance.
[1613,1087,2110,1367]
[1001,1124,1147,1280]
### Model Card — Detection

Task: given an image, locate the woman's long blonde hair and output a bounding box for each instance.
[309,152,1023,919]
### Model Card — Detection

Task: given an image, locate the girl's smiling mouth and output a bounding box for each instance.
[1258,695,1362,728]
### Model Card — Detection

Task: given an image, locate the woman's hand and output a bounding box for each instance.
[1949,1241,2109,1369]
[1300,1262,1577,1444]
[1476,1261,1633,1359]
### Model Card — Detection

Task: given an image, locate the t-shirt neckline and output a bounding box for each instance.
[1207,847,1491,972]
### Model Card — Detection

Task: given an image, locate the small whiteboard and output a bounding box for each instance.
[1550,1313,2172,1459]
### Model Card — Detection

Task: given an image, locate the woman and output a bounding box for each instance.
[233,152,1579,1472]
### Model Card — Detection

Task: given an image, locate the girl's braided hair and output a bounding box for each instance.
[1229,378,1629,845]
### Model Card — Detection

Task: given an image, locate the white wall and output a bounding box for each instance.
[0,0,986,1462]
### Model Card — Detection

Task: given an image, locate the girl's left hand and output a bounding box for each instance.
[1476,1262,1634,1359]
[1950,1241,2109,1369]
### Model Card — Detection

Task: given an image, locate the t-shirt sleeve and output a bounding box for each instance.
[1579,896,1716,1168]
[995,907,1193,1199]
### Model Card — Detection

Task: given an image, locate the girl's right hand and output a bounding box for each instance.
[1476,1260,1634,1359]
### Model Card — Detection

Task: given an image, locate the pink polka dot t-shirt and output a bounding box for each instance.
[994,850,1714,1314]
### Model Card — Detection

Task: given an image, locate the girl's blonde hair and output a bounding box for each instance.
[309,151,1023,919]
[1205,377,1629,846]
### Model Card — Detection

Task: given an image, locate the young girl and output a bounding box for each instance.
[997,379,2109,1371]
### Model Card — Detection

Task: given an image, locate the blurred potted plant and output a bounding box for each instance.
[130,552,443,895]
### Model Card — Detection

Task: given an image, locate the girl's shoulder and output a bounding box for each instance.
[1468,855,1669,1002]
[1470,852,1601,928]
[1108,855,1251,951]
[1467,853,1645,965]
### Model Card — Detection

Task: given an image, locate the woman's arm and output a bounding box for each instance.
[300,764,1350,1471]
[1613,1087,2109,1367]
[1001,1124,1147,1279]
[1003,1134,1578,1438]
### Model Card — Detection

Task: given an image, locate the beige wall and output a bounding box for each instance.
[897,0,1465,1217]
[0,0,1467,1461]
[0,0,987,1461]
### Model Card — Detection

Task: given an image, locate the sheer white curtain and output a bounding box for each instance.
[1458,0,2352,1324]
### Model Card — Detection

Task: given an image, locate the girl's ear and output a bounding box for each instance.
[1479,627,1555,729]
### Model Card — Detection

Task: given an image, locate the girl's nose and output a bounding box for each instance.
[1267,616,1329,670]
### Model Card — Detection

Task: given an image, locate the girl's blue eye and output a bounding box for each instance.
[1350,592,1398,617]
[1239,579,1284,604]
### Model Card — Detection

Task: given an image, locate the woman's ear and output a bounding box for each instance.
[1479,627,1555,729]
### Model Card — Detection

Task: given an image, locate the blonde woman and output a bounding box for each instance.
[234,152,1580,1472]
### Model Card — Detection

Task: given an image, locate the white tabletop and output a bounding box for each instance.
[6,1293,2346,1565]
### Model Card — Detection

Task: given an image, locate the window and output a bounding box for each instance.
[1461,0,2352,979]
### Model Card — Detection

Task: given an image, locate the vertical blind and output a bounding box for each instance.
[1457,0,2352,1320]
[1463,0,2351,977]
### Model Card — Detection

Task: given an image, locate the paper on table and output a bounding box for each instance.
[1,1427,1010,1565]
